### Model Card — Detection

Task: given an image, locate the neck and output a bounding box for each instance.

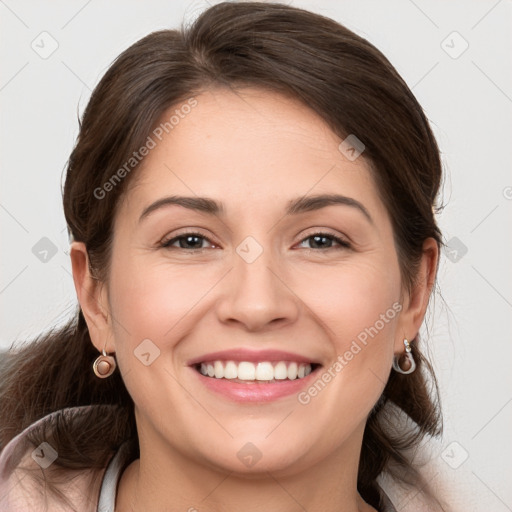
[115,417,378,512]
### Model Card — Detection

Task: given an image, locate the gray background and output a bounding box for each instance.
[1,1,511,510]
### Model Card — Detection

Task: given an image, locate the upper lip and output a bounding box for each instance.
[187,348,321,366]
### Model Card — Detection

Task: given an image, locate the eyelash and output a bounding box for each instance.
[159,231,351,251]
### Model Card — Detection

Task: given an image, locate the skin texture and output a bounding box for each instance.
[71,87,438,512]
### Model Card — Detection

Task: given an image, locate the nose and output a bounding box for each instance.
[215,240,300,332]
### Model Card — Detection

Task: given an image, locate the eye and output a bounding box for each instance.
[297,232,351,250]
[159,230,351,251]
[160,232,215,250]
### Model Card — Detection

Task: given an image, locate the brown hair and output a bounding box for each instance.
[0,2,443,509]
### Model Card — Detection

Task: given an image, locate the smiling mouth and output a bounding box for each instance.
[194,360,321,383]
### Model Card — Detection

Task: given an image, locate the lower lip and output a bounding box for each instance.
[192,367,320,402]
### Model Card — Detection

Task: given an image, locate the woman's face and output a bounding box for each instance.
[84,87,418,476]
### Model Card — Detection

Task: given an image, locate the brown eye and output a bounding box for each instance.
[160,232,213,250]
[298,232,351,250]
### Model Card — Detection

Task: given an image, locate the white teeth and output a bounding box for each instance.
[255,362,274,380]
[287,362,298,380]
[214,361,224,379]
[274,361,288,380]
[238,362,256,380]
[224,361,237,379]
[198,360,314,381]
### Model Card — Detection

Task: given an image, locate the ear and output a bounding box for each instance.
[394,237,439,353]
[69,241,114,353]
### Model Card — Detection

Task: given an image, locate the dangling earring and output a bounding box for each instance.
[93,341,117,378]
[392,338,416,375]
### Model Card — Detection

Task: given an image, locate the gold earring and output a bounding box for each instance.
[392,338,416,375]
[93,342,116,378]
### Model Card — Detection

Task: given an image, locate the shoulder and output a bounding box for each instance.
[377,449,457,512]
[0,405,118,512]
[377,485,398,512]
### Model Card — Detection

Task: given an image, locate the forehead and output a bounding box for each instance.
[118,86,386,222]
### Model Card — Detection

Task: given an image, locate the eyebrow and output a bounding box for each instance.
[138,193,373,224]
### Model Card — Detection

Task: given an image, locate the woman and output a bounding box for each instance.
[0,2,446,511]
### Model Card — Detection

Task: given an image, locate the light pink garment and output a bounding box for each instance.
[0,406,115,512]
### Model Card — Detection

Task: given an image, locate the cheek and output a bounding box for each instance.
[293,257,401,401]
[295,256,401,340]
[108,257,215,344]
[105,257,208,425]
